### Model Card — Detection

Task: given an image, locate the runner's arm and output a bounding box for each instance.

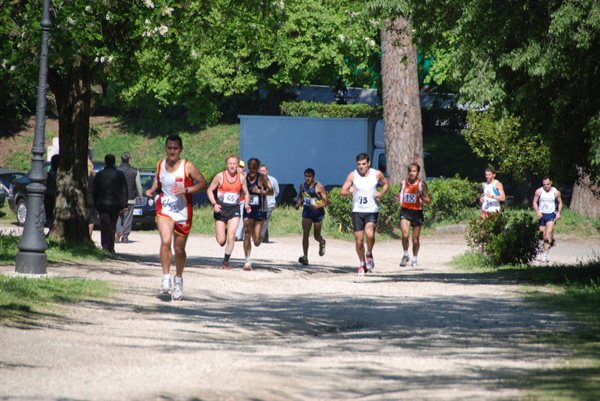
[313,183,329,209]
[421,181,432,205]
[339,172,355,197]
[294,184,303,210]
[555,189,563,219]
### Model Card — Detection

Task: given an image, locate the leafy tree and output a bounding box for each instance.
[114,0,381,125]
[409,0,600,217]
[1,1,171,241]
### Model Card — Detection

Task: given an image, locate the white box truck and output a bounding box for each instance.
[239,115,386,204]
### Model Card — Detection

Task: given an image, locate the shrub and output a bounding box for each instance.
[467,209,542,266]
[325,184,401,235]
[280,101,383,119]
[425,175,480,225]
[325,187,354,233]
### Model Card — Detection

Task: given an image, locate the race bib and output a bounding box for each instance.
[403,193,417,204]
[303,197,315,206]
[249,194,259,206]
[222,192,239,205]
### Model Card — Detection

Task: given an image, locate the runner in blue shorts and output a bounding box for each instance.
[242,158,274,270]
[532,176,563,262]
[294,168,329,265]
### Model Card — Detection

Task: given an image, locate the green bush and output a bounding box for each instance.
[280,101,383,118]
[325,185,401,235]
[325,187,354,233]
[467,209,542,266]
[425,175,480,225]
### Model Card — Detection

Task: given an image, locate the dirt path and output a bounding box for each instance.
[1,231,599,400]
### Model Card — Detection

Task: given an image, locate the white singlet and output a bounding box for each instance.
[482,179,501,213]
[156,159,193,225]
[352,168,379,213]
[538,187,557,214]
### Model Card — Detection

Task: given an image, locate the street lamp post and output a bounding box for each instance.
[15,0,51,274]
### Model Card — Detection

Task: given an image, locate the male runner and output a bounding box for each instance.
[395,163,431,268]
[340,153,389,275]
[480,167,506,215]
[207,154,251,270]
[532,176,563,262]
[242,158,274,270]
[146,135,208,300]
[294,168,329,266]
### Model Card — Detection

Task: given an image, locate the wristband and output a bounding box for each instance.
[185,187,189,193]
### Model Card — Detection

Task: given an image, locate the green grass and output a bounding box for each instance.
[0,275,112,321]
[0,229,113,265]
[452,253,600,400]
[90,121,240,181]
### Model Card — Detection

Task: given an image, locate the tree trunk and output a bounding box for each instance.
[570,168,600,219]
[380,18,424,185]
[47,66,92,242]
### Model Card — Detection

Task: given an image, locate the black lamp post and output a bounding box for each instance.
[15,0,51,274]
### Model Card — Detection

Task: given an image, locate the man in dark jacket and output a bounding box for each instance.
[93,154,128,253]
[116,152,143,243]
[44,154,59,230]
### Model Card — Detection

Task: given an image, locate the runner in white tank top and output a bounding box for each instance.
[532,176,563,262]
[480,168,506,214]
[146,135,208,300]
[340,153,389,276]
[352,167,380,213]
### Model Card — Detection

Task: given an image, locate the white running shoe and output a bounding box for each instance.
[412,259,418,269]
[172,277,183,301]
[244,260,252,271]
[161,276,171,294]
[366,254,374,272]
[357,266,366,276]
[400,255,410,267]
[542,254,549,263]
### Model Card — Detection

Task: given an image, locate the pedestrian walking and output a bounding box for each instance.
[93,154,128,254]
[116,152,143,243]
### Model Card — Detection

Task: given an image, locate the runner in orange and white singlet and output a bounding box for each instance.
[207,154,251,270]
[146,135,208,301]
[394,163,431,269]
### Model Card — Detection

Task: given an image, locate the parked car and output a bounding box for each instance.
[0,168,26,208]
[132,170,158,228]
[8,161,104,226]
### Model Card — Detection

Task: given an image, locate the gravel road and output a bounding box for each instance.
[1,229,599,400]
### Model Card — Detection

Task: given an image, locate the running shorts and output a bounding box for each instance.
[352,212,378,232]
[400,207,424,227]
[214,204,241,223]
[539,212,556,227]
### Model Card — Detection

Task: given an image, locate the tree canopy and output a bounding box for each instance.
[409,0,600,184]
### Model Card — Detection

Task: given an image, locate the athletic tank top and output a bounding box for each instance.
[156,159,193,225]
[218,171,242,206]
[352,168,379,213]
[400,178,423,210]
[246,173,265,211]
[538,187,557,214]
[482,179,501,212]
[301,181,324,208]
